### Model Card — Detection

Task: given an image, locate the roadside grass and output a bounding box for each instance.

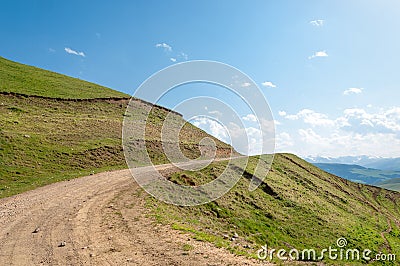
[0,93,234,198]
[3,56,400,265]
[146,154,400,265]
[0,94,127,197]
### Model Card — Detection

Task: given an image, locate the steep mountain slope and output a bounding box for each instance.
[2,57,400,265]
[0,57,235,198]
[0,56,129,99]
[149,154,400,264]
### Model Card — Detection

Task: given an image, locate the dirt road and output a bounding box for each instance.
[0,167,267,265]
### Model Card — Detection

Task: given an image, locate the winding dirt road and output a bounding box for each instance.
[0,166,266,265]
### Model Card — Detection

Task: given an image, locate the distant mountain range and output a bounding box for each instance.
[305,155,400,171]
[314,163,400,185]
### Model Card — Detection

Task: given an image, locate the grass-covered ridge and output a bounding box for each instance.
[0,58,234,198]
[148,154,400,265]
[0,56,129,99]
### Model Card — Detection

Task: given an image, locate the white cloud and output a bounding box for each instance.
[261,81,277,88]
[156,44,189,62]
[276,132,294,151]
[280,106,400,157]
[299,128,328,145]
[278,111,287,116]
[192,117,229,143]
[155,42,172,51]
[283,109,335,127]
[284,107,400,133]
[342,107,400,133]
[208,110,223,117]
[228,123,265,155]
[241,82,252,88]
[343,87,363,95]
[48,48,55,53]
[297,127,400,157]
[242,114,257,122]
[64,47,85,57]
[310,19,324,27]
[179,52,188,60]
[260,118,276,134]
[308,50,328,59]
[198,120,274,156]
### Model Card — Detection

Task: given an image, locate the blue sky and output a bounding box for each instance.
[1,0,400,157]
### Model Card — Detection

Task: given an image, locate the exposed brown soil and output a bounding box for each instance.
[0,168,269,265]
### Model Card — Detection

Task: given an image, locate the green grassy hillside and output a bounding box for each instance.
[0,57,234,198]
[148,154,400,265]
[0,56,129,99]
[2,57,400,265]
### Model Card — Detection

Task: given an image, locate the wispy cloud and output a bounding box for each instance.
[209,110,223,117]
[276,132,294,151]
[192,117,228,143]
[64,47,85,57]
[241,82,252,88]
[155,43,189,62]
[48,48,55,53]
[310,19,324,27]
[343,87,363,95]
[308,50,328,59]
[278,106,400,157]
[278,111,287,116]
[242,114,257,122]
[261,81,277,88]
[179,52,188,60]
[155,42,172,52]
[282,109,335,127]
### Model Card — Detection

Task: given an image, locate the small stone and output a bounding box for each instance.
[222,234,229,239]
[233,232,239,238]
[58,241,66,247]
[32,227,40,233]
[243,244,251,249]
[89,253,95,257]
[24,134,30,138]
[230,237,236,241]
